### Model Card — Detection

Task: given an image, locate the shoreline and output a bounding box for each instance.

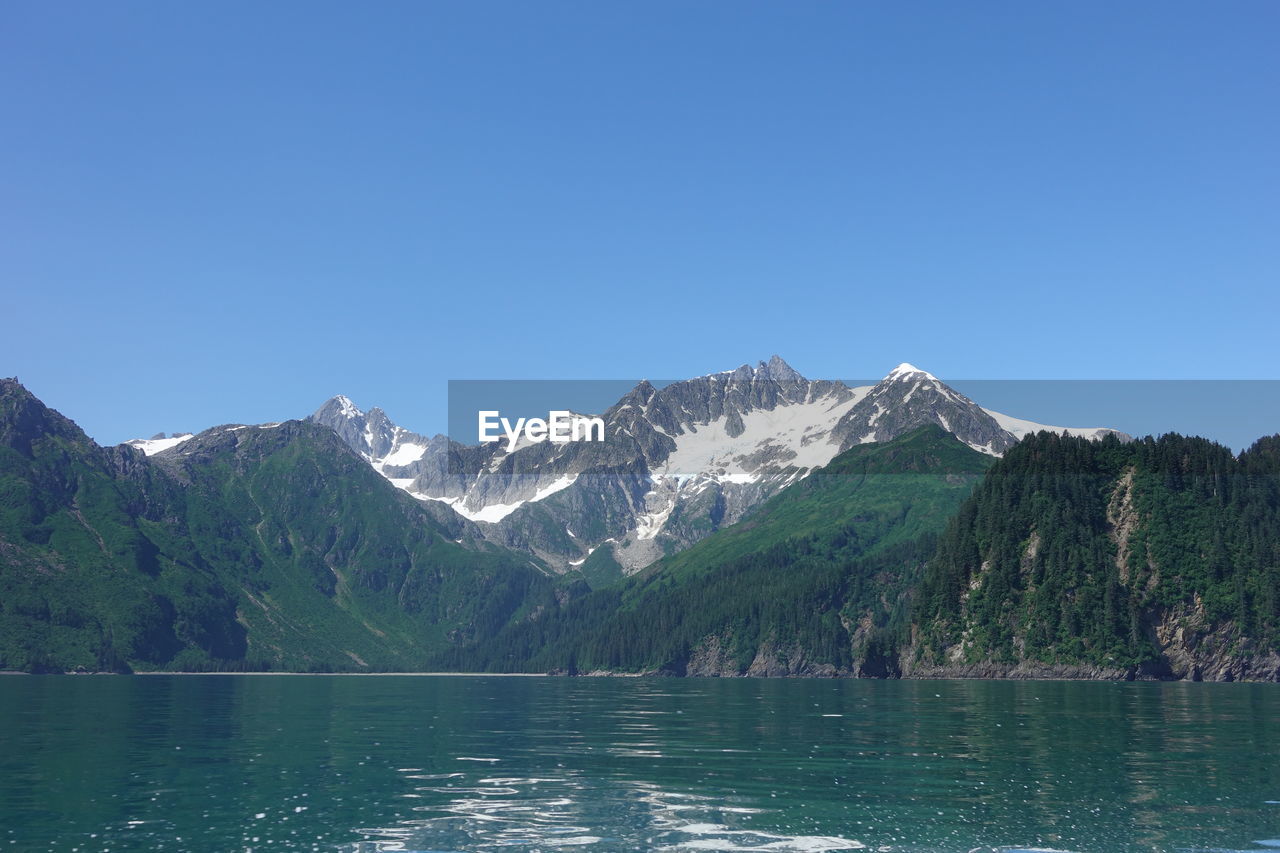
[0,670,547,677]
[133,671,549,677]
[3,670,1276,683]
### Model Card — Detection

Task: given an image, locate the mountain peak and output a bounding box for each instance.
[313,395,363,421]
[831,362,1016,455]
[701,355,806,383]
[885,362,938,382]
[1,378,97,458]
[758,354,803,383]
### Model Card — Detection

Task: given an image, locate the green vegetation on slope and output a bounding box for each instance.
[436,425,993,674]
[0,379,556,672]
[915,431,1280,673]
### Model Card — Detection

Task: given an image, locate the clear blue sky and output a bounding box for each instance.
[3,2,1277,446]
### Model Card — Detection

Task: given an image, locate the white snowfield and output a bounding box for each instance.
[378,440,427,467]
[982,408,1116,441]
[651,387,871,483]
[124,433,194,455]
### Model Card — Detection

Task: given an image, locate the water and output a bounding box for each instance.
[1,676,1277,852]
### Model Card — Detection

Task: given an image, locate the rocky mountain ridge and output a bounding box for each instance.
[300,359,1126,575]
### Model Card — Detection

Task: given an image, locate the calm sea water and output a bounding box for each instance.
[1,676,1277,852]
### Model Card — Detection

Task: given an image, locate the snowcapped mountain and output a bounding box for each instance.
[309,395,447,474]
[831,363,1018,454]
[304,357,1127,577]
[122,357,1124,578]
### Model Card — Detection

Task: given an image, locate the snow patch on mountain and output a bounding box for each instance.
[335,395,360,418]
[634,495,677,540]
[380,441,427,467]
[412,474,579,523]
[650,388,870,482]
[124,433,195,455]
[982,408,1119,442]
[886,362,938,382]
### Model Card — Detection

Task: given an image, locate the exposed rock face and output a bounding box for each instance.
[683,634,740,677]
[310,396,402,460]
[1145,600,1280,682]
[682,633,847,678]
[647,623,1280,682]
[1107,467,1140,584]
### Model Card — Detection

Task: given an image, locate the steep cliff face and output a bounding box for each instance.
[1143,598,1280,681]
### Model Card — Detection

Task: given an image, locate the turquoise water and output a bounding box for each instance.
[1,676,1278,852]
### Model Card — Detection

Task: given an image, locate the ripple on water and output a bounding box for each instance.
[662,822,866,850]
[348,772,865,853]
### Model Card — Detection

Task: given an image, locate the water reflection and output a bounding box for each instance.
[351,771,860,852]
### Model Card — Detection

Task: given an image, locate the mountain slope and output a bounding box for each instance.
[0,378,216,671]
[912,431,1280,680]
[435,426,994,676]
[0,379,557,672]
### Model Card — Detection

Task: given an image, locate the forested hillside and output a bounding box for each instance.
[0,379,556,672]
[912,432,1280,680]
